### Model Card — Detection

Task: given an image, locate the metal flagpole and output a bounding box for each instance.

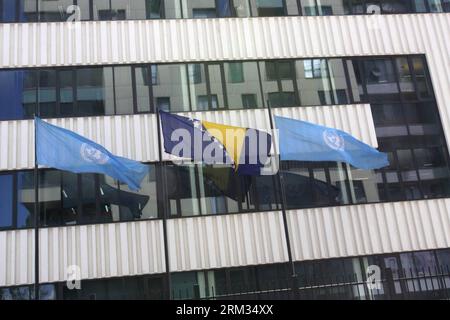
[33,116,40,300]
[155,106,172,299]
[33,81,41,300]
[266,101,298,296]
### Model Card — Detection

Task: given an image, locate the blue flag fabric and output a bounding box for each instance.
[35,117,149,191]
[275,116,389,170]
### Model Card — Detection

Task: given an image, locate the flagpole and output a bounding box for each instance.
[33,119,40,301]
[266,101,298,297]
[155,106,172,299]
[33,116,40,300]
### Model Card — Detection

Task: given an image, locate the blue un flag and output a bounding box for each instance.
[275,116,389,170]
[35,117,149,191]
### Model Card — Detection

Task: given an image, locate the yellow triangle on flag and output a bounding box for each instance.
[202,120,247,169]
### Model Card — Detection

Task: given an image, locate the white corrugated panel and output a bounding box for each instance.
[167,211,289,272]
[0,104,375,170]
[1,15,449,146]
[0,220,165,287]
[287,198,450,262]
[2,198,450,286]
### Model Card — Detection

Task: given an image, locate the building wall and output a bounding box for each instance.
[1,13,450,287]
[2,197,450,287]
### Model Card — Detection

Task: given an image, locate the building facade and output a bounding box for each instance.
[1,0,450,300]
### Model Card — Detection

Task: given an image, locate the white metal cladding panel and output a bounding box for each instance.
[1,15,449,146]
[0,104,376,170]
[167,211,289,272]
[0,114,160,170]
[0,220,165,287]
[2,198,450,286]
[288,198,450,262]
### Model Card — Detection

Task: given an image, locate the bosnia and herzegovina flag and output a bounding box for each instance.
[159,111,272,175]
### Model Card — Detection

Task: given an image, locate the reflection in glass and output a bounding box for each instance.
[297,59,332,105]
[59,70,74,116]
[39,0,72,22]
[0,174,13,229]
[134,66,151,112]
[114,66,134,114]
[17,172,34,228]
[254,0,285,16]
[18,0,38,22]
[118,169,158,220]
[152,64,190,112]
[261,61,298,107]
[38,70,57,117]
[0,70,35,120]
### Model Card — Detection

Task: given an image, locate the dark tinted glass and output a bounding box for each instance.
[0,174,14,229]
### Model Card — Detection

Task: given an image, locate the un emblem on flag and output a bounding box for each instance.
[323,130,345,151]
[80,143,110,164]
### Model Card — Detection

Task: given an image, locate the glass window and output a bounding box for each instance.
[232,0,252,16]
[16,171,34,228]
[1,0,18,22]
[345,59,363,103]
[79,173,98,223]
[444,0,450,11]
[0,70,34,120]
[166,164,201,217]
[347,167,383,204]
[59,70,74,116]
[152,64,190,112]
[396,57,416,101]
[77,0,91,20]
[381,0,413,13]
[183,0,249,18]
[145,0,163,18]
[76,67,112,116]
[207,64,226,110]
[184,0,216,18]
[166,163,278,217]
[162,0,182,18]
[39,170,62,227]
[113,66,134,115]
[120,0,151,20]
[297,59,333,105]
[254,0,285,16]
[118,165,159,220]
[109,0,151,20]
[18,0,38,22]
[38,69,57,117]
[404,102,441,137]
[61,171,79,225]
[301,0,339,15]
[0,174,14,229]
[241,94,258,109]
[227,62,244,83]
[354,58,400,102]
[261,61,298,107]
[0,286,31,300]
[411,57,433,99]
[134,66,151,113]
[413,0,429,12]
[93,0,112,20]
[171,272,198,299]
[428,0,445,12]
[39,0,73,22]
[188,64,209,111]
[328,162,351,205]
[281,161,339,209]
